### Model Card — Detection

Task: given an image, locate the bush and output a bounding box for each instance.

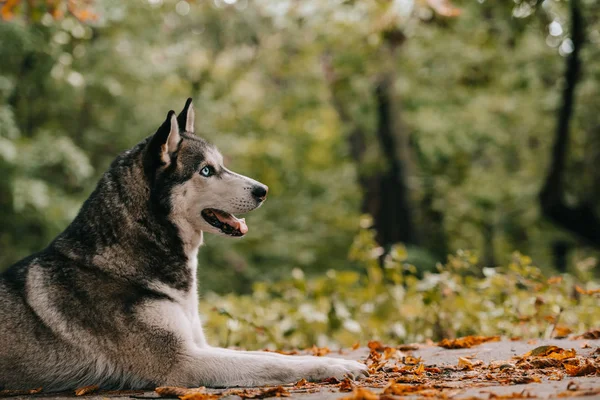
[200,227,599,349]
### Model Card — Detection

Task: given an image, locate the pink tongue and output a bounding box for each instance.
[214,211,248,234]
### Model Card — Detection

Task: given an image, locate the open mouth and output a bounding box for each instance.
[201,208,248,237]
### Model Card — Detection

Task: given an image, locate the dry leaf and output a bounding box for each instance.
[294,379,308,387]
[574,329,600,340]
[341,387,379,400]
[75,385,99,396]
[563,360,599,376]
[413,363,425,375]
[523,346,576,360]
[180,394,220,400]
[458,357,474,370]
[226,386,290,399]
[339,377,354,392]
[438,335,500,349]
[510,375,541,384]
[397,344,419,351]
[0,387,42,397]
[383,383,428,395]
[155,386,207,397]
[351,342,360,350]
[402,355,421,365]
[488,390,535,399]
[553,325,573,338]
[311,345,330,357]
[383,347,397,360]
[367,341,385,352]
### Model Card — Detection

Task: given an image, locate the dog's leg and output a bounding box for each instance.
[165,347,368,388]
[208,347,367,367]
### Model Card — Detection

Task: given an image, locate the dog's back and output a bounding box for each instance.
[0,254,80,390]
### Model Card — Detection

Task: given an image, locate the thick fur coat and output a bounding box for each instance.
[0,99,367,391]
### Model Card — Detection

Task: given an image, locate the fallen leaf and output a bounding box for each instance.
[155,386,207,397]
[341,387,379,400]
[553,325,573,338]
[413,363,425,375]
[294,379,308,387]
[574,329,600,340]
[510,375,541,384]
[397,344,420,351]
[367,341,385,352]
[438,335,500,349]
[563,359,599,376]
[383,347,397,360]
[0,388,43,397]
[311,345,330,357]
[402,355,422,365]
[352,342,360,350]
[383,383,428,395]
[523,346,576,360]
[339,377,354,392]
[226,386,290,399]
[180,394,220,400]
[488,390,536,399]
[75,385,99,396]
[458,357,474,370]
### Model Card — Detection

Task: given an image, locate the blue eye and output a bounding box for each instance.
[200,166,214,177]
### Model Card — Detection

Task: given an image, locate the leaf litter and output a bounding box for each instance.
[4,339,599,399]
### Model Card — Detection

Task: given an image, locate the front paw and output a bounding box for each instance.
[303,358,368,381]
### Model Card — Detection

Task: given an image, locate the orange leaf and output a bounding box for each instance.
[383,383,428,395]
[438,335,500,349]
[341,387,379,400]
[547,276,563,284]
[311,345,330,357]
[1,0,20,20]
[367,340,385,352]
[338,377,354,392]
[74,385,99,396]
[563,360,599,376]
[155,387,207,397]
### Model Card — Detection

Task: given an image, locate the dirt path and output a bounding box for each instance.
[3,339,599,400]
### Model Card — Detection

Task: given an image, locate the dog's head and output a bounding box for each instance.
[143,99,267,244]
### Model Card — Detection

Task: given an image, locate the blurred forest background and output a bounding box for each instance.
[1,0,599,347]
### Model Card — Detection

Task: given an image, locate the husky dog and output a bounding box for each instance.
[0,99,367,391]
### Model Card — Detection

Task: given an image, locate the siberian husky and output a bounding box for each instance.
[0,99,367,391]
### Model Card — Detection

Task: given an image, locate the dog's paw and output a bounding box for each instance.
[302,358,369,382]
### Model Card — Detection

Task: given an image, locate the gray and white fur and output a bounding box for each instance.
[0,99,367,391]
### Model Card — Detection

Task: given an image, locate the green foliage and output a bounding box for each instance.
[1,0,599,291]
[201,227,599,349]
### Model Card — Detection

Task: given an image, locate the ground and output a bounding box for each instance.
[1,338,599,400]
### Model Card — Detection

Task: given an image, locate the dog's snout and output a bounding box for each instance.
[251,185,268,201]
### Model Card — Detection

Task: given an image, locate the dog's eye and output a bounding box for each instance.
[200,166,214,177]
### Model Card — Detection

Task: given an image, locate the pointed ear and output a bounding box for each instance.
[148,110,181,166]
[177,97,195,134]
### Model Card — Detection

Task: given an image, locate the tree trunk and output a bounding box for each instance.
[539,0,600,249]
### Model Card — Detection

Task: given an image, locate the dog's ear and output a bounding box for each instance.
[147,110,181,166]
[177,97,195,134]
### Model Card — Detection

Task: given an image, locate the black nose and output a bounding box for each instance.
[251,185,268,201]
